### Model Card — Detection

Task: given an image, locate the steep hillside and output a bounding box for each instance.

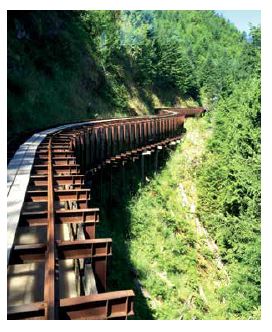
[7,10,261,319]
[8,10,248,141]
[7,11,129,143]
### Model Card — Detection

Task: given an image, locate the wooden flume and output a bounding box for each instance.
[7,107,204,320]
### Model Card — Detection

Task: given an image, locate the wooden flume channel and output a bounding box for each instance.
[7,107,204,320]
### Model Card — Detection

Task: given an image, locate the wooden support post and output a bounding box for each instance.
[120,124,124,153]
[117,125,121,154]
[141,153,145,183]
[144,121,146,146]
[130,123,134,150]
[155,149,159,174]
[122,161,126,194]
[90,128,95,168]
[100,168,103,204]
[112,126,116,156]
[101,127,105,162]
[123,123,127,152]
[109,165,112,209]
[93,257,107,292]
[85,130,90,171]
[130,156,137,193]
[95,127,101,163]
[156,145,163,173]
[141,151,151,183]
[80,130,85,173]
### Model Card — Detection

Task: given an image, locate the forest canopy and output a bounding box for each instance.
[8,10,258,136]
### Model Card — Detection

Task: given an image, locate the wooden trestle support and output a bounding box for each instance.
[7,108,204,319]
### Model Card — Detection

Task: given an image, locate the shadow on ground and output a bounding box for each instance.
[88,140,184,319]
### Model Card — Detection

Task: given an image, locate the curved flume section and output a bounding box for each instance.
[7,107,204,320]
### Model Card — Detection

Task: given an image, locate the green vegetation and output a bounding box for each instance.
[7,10,261,319]
[7,11,130,143]
[127,118,231,319]
[195,25,261,319]
[8,10,250,138]
[197,68,261,319]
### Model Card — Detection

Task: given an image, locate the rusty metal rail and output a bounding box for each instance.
[44,136,57,319]
[7,107,204,320]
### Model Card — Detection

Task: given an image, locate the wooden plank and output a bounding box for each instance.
[7,302,45,320]
[59,290,134,320]
[9,243,46,264]
[19,208,99,227]
[25,188,90,202]
[10,238,111,263]
[57,238,112,260]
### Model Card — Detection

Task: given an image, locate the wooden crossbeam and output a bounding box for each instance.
[28,174,85,190]
[10,238,111,264]
[35,157,76,166]
[57,238,112,260]
[7,302,45,320]
[7,290,134,320]
[25,188,90,202]
[59,290,134,320]
[19,208,99,227]
[9,243,46,264]
[32,164,80,175]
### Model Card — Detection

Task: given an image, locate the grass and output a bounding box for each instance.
[93,117,237,319]
[126,117,235,319]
